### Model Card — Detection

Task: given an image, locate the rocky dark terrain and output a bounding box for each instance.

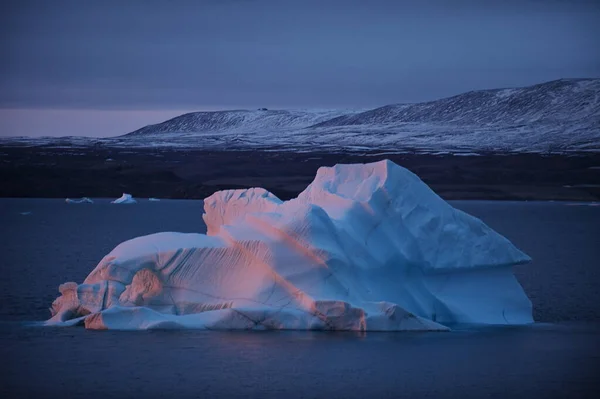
[1,147,599,201]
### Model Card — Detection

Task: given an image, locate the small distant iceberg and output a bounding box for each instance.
[65,197,94,204]
[111,193,137,204]
[148,198,161,202]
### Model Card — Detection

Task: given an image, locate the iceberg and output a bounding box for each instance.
[65,197,94,204]
[111,193,137,204]
[47,160,533,331]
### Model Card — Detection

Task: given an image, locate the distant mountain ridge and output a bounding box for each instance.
[2,79,598,154]
[127,109,352,136]
[310,78,599,128]
[116,78,599,154]
[126,78,599,135]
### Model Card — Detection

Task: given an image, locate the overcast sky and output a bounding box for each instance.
[1,0,599,137]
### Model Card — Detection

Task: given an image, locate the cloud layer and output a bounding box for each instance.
[2,0,599,110]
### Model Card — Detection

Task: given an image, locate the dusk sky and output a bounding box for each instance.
[1,0,599,137]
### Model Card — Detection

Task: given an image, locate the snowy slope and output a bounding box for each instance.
[127,109,353,136]
[46,160,532,331]
[117,78,600,153]
[2,79,598,153]
[312,79,600,127]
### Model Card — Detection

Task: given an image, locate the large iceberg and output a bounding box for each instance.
[47,160,532,331]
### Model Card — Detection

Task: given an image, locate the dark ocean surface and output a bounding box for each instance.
[1,199,599,398]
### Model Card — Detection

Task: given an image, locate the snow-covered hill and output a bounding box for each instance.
[2,79,598,154]
[127,109,352,136]
[117,78,599,154]
[312,78,599,128]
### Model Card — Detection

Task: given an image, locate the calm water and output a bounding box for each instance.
[1,199,599,398]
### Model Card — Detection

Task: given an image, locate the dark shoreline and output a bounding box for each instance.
[1,146,599,201]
